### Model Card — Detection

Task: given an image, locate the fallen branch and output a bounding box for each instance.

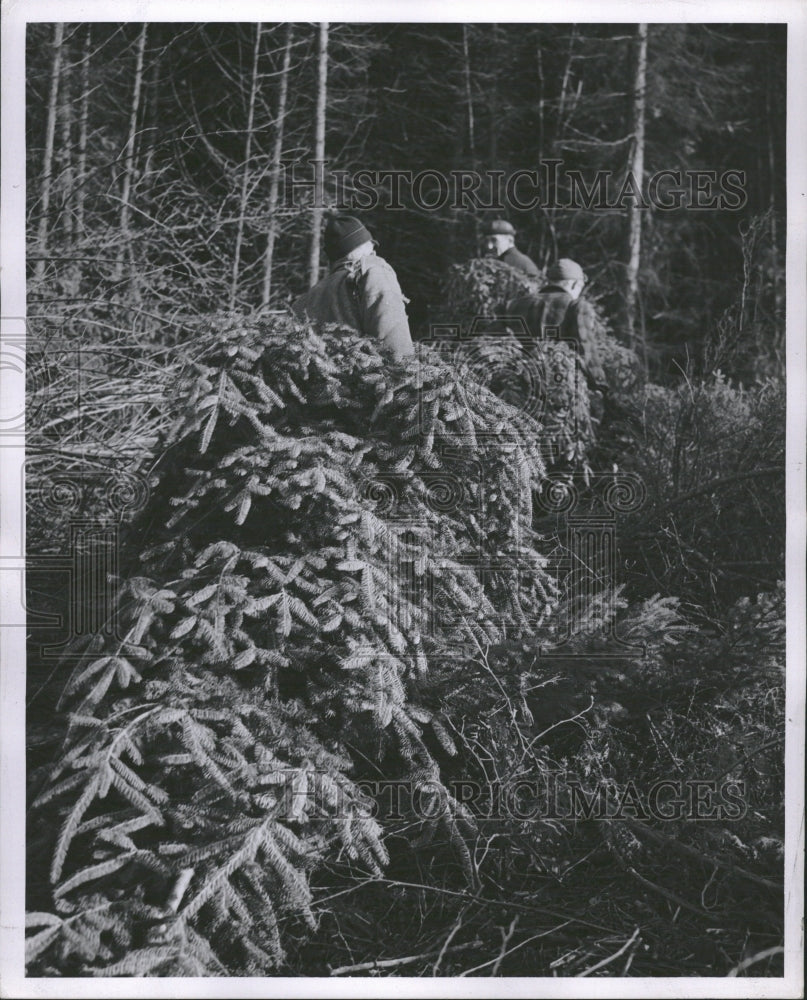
[459,921,573,977]
[727,944,784,977]
[329,939,483,976]
[490,915,519,976]
[431,910,466,975]
[626,866,711,919]
[624,820,782,894]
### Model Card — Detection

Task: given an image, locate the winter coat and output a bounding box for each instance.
[499,245,541,278]
[505,284,606,387]
[291,253,414,361]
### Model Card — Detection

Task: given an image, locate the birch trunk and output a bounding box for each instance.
[34,23,64,283]
[115,23,148,284]
[625,23,648,360]
[261,23,294,307]
[230,23,263,309]
[307,22,329,289]
[75,26,91,238]
[58,47,74,246]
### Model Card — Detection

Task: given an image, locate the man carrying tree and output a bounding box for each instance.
[291,215,414,361]
[482,219,541,278]
[505,258,608,418]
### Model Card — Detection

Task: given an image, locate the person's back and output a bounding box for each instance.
[499,244,541,279]
[505,259,606,391]
[291,215,414,362]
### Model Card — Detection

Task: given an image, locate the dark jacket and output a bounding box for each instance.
[506,284,606,387]
[292,253,414,361]
[499,245,541,278]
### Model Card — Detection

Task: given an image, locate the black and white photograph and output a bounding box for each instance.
[1,0,804,994]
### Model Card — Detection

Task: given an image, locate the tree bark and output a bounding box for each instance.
[115,23,148,284]
[307,22,329,289]
[262,23,294,307]
[58,43,74,247]
[230,22,263,309]
[75,25,91,239]
[624,23,648,359]
[34,22,65,283]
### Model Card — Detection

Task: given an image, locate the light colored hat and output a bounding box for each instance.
[546,258,585,282]
[483,219,516,236]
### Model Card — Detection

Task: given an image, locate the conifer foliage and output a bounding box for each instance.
[27,315,561,975]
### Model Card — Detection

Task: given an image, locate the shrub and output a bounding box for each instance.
[615,374,784,610]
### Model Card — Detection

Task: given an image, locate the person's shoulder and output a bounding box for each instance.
[503,247,540,273]
[506,293,538,311]
[358,254,407,299]
[541,283,571,300]
[359,253,398,279]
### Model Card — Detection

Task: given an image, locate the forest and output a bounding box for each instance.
[21,20,789,981]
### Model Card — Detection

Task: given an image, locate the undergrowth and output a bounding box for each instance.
[25,308,785,978]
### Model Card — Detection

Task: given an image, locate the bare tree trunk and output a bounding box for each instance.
[557,26,577,127]
[461,25,476,167]
[488,24,500,166]
[34,22,64,283]
[625,23,648,361]
[140,45,162,200]
[115,23,148,284]
[307,21,329,289]
[230,22,263,309]
[58,50,74,247]
[75,25,91,239]
[262,23,294,307]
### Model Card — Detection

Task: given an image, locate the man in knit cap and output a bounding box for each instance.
[291,215,414,361]
[505,257,607,394]
[482,219,541,278]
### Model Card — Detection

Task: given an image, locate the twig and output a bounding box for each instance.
[727,944,784,976]
[577,927,641,977]
[490,915,519,975]
[709,735,784,784]
[329,939,483,976]
[516,696,594,769]
[627,866,711,918]
[459,920,573,976]
[622,942,638,975]
[431,910,466,975]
